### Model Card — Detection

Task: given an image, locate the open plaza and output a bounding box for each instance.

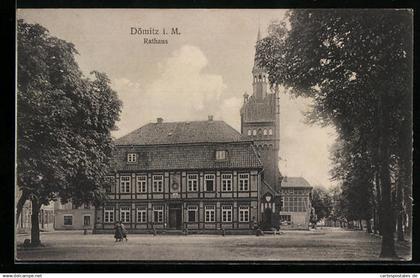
[16,228,411,261]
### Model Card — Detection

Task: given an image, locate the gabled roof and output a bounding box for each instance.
[115,120,242,146]
[281,177,312,188]
[111,142,263,172]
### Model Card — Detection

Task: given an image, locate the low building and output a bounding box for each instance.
[279,177,312,230]
[54,201,95,231]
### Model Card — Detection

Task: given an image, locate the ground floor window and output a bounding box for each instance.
[83,215,91,226]
[137,208,147,223]
[153,205,164,223]
[63,215,73,226]
[239,206,249,222]
[104,208,114,223]
[187,205,198,222]
[205,205,215,222]
[120,208,130,223]
[221,205,232,222]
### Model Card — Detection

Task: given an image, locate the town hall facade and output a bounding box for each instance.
[94,31,284,233]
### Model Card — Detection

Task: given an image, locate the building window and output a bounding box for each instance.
[204,174,215,191]
[239,206,250,222]
[283,196,308,212]
[268,129,273,135]
[127,153,137,163]
[120,208,130,223]
[187,205,198,222]
[263,129,268,135]
[187,174,198,192]
[104,176,114,193]
[221,205,232,222]
[83,215,91,226]
[120,176,131,193]
[136,208,147,223]
[104,208,114,223]
[221,174,232,192]
[63,215,73,226]
[215,150,227,160]
[205,205,215,223]
[253,129,257,136]
[136,175,147,193]
[239,174,249,191]
[247,129,252,136]
[153,205,164,223]
[152,175,163,193]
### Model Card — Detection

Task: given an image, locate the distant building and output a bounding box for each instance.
[15,191,55,233]
[54,201,95,231]
[279,177,313,230]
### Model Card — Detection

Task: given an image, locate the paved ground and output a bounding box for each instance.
[15,227,411,261]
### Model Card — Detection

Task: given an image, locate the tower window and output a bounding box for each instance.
[269,129,273,135]
[263,129,268,135]
[253,130,257,136]
[247,129,252,136]
[127,153,137,163]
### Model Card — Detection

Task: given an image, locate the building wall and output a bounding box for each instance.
[54,208,95,230]
[94,169,260,233]
[16,200,55,233]
[279,187,312,230]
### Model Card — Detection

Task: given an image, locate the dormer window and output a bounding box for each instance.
[215,150,227,160]
[127,153,137,163]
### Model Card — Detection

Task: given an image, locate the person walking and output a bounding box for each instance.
[114,222,123,242]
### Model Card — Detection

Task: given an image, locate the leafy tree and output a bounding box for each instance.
[17,19,121,245]
[311,186,333,222]
[257,10,412,258]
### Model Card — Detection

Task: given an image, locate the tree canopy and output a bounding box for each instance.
[257,10,412,258]
[17,19,122,244]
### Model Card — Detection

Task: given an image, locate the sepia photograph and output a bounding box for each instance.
[15,8,413,262]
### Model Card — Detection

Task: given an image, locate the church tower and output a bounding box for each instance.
[240,28,281,194]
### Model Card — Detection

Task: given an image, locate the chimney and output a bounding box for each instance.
[157,117,163,124]
[208,115,213,121]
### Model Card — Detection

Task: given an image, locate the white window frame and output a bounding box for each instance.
[221,174,232,192]
[263,129,268,135]
[120,207,130,223]
[205,205,215,223]
[247,129,252,136]
[63,214,73,226]
[153,205,164,223]
[268,128,273,135]
[120,176,131,193]
[187,174,198,192]
[215,150,227,160]
[221,205,232,223]
[136,175,147,193]
[83,214,91,226]
[204,174,215,192]
[152,175,163,193]
[187,205,198,222]
[238,173,249,191]
[136,208,147,223]
[239,206,250,223]
[127,153,137,163]
[253,129,257,136]
[104,208,114,223]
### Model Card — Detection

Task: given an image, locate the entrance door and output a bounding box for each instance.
[262,208,272,230]
[169,205,182,229]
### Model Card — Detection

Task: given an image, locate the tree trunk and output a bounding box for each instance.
[16,190,29,225]
[30,198,41,246]
[359,219,363,231]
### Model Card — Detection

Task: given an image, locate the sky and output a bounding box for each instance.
[17,9,338,187]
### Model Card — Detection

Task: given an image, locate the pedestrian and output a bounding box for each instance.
[121,222,128,241]
[114,222,123,242]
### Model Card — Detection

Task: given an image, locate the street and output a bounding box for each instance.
[15,228,411,261]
